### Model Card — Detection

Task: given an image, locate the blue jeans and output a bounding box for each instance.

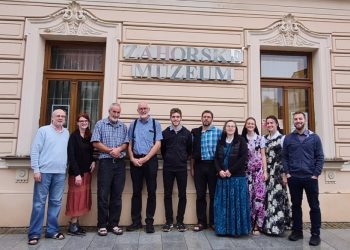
[288,176,321,236]
[28,173,66,239]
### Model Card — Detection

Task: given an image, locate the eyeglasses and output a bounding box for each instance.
[78,120,89,123]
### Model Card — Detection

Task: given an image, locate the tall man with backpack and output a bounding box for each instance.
[126,101,163,233]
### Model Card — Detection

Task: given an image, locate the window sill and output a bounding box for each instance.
[324,158,349,171]
[0,156,31,169]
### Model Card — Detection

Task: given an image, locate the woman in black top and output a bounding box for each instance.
[214,120,250,236]
[66,113,95,235]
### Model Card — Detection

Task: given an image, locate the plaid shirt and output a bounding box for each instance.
[201,126,222,160]
[91,118,129,159]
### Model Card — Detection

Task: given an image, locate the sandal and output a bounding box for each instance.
[111,226,123,235]
[51,232,65,240]
[28,237,39,245]
[98,227,108,236]
[193,224,206,232]
[252,228,261,236]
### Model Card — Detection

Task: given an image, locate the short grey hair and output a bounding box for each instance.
[51,109,66,118]
[109,103,121,111]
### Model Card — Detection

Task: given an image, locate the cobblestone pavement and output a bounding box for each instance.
[0,223,349,250]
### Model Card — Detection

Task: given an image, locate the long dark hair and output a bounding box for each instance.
[265,115,283,134]
[220,120,239,143]
[241,117,260,142]
[76,112,92,139]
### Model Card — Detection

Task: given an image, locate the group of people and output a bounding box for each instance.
[27,102,324,247]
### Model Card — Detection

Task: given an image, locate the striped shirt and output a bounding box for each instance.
[91,118,129,159]
[201,126,222,160]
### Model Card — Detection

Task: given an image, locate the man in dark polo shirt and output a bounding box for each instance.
[161,108,192,232]
[91,103,129,236]
[126,101,163,233]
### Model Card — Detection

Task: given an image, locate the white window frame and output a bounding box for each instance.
[17,2,121,155]
[246,14,334,158]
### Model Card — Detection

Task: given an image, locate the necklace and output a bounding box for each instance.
[247,134,255,141]
[226,137,234,143]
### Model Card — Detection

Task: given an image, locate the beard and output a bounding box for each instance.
[295,123,305,130]
[202,121,211,126]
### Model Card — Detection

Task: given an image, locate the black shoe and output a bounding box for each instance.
[78,226,86,235]
[309,234,321,246]
[162,223,173,232]
[288,231,304,241]
[176,223,187,232]
[76,222,86,235]
[126,223,142,232]
[67,223,85,236]
[145,224,155,233]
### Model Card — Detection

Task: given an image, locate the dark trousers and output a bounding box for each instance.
[194,160,217,226]
[97,158,126,229]
[163,170,188,224]
[130,155,158,225]
[288,176,321,236]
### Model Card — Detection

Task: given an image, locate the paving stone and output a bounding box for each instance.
[113,243,139,250]
[184,231,212,250]
[318,229,349,250]
[0,234,28,249]
[0,227,350,249]
[327,228,350,241]
[138,231,161,244]
[163,241,188,250]
[161,231,186,242]
[87,232,117,249]
[203,230,236,249]
[62,233,96,250]
[138,232,162,250]
[230,235,261,249]
[115,231,139,244]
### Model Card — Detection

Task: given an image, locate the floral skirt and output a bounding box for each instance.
[65,172,92,217]
[214,176,251,236]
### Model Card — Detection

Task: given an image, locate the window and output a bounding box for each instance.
[40,42,105,132]
[260,52,314,134]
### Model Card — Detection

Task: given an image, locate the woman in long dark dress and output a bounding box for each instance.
[65,113,95,235]
[214,120,250,236]
[262,115,291,236]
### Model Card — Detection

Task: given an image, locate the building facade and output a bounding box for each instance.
[0,0,349,226]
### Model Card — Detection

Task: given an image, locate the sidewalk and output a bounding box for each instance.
[0,225,350,250]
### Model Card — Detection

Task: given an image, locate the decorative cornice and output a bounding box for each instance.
[43,0,104,36]
[260,14,319,47]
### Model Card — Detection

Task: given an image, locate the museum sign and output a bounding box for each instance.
[123,44,244,81]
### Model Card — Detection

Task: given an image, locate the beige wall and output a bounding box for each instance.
[332,36,350,159]
[0,0,350,226]
[0,19,23,157]
[1,163,349,227]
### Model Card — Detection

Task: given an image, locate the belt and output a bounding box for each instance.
[197,160,214,163]
[100,158,123,163]
[134,154,147,158]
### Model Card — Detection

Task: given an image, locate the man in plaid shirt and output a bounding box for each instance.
[191,110,222,232]
[91,103,129,236]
